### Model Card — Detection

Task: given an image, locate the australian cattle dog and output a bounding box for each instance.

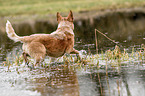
[6,10,81,67]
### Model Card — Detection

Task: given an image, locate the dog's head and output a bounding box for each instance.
[57,10,74,30]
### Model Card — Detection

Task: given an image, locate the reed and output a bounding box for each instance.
[95,29,98,54]
[95,29,122,47]
[2,44,145,71]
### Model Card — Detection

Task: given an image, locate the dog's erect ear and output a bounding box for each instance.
[57,12,62,22]
[67,10,73,22]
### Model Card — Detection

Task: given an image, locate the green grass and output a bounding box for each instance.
[3,44,145,72]
[0,0,145,16]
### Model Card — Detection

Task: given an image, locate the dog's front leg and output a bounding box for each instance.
[70,48,81,61]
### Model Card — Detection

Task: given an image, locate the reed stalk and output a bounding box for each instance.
[95,29,98,54]
[95,29,122,47]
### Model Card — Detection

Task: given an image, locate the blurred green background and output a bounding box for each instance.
[0,0,145,17]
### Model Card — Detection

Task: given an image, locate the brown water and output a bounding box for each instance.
[0,8,145,96]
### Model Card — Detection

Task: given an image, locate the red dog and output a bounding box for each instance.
[6,10,80,67]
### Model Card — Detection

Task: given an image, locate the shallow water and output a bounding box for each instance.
[0,9,145,96]
[1,61,145,96]
[0,45,145,96]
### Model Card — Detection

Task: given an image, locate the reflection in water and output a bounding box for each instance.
[122,71,132,96]
[78,62,145,96]
[0,52,145,96]
[32,66,79,96]
[0,9,145,96]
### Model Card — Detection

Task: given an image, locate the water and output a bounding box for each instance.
[1,60,145,96]
[0,44,145,96]
[0,9,145,96]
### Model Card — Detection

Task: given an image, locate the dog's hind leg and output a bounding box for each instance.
[27,42,46,67]
[34,55,45,67]
[22,52,31,67]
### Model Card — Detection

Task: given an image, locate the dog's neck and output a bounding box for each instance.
[56,21,74,35]
[57,21,74,29]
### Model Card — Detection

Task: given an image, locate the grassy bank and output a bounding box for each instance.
[0,0,145,17]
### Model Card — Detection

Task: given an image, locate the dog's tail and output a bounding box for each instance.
[6,20,22,42]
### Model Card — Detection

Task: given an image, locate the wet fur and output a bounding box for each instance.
[6,10,80,66]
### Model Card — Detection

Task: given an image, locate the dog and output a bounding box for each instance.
[6,10,81,67]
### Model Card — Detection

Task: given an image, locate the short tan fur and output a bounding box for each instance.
[6,10,80,66]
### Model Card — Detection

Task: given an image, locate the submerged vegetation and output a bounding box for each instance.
[2,44,145,72]
[1,42,145,96]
